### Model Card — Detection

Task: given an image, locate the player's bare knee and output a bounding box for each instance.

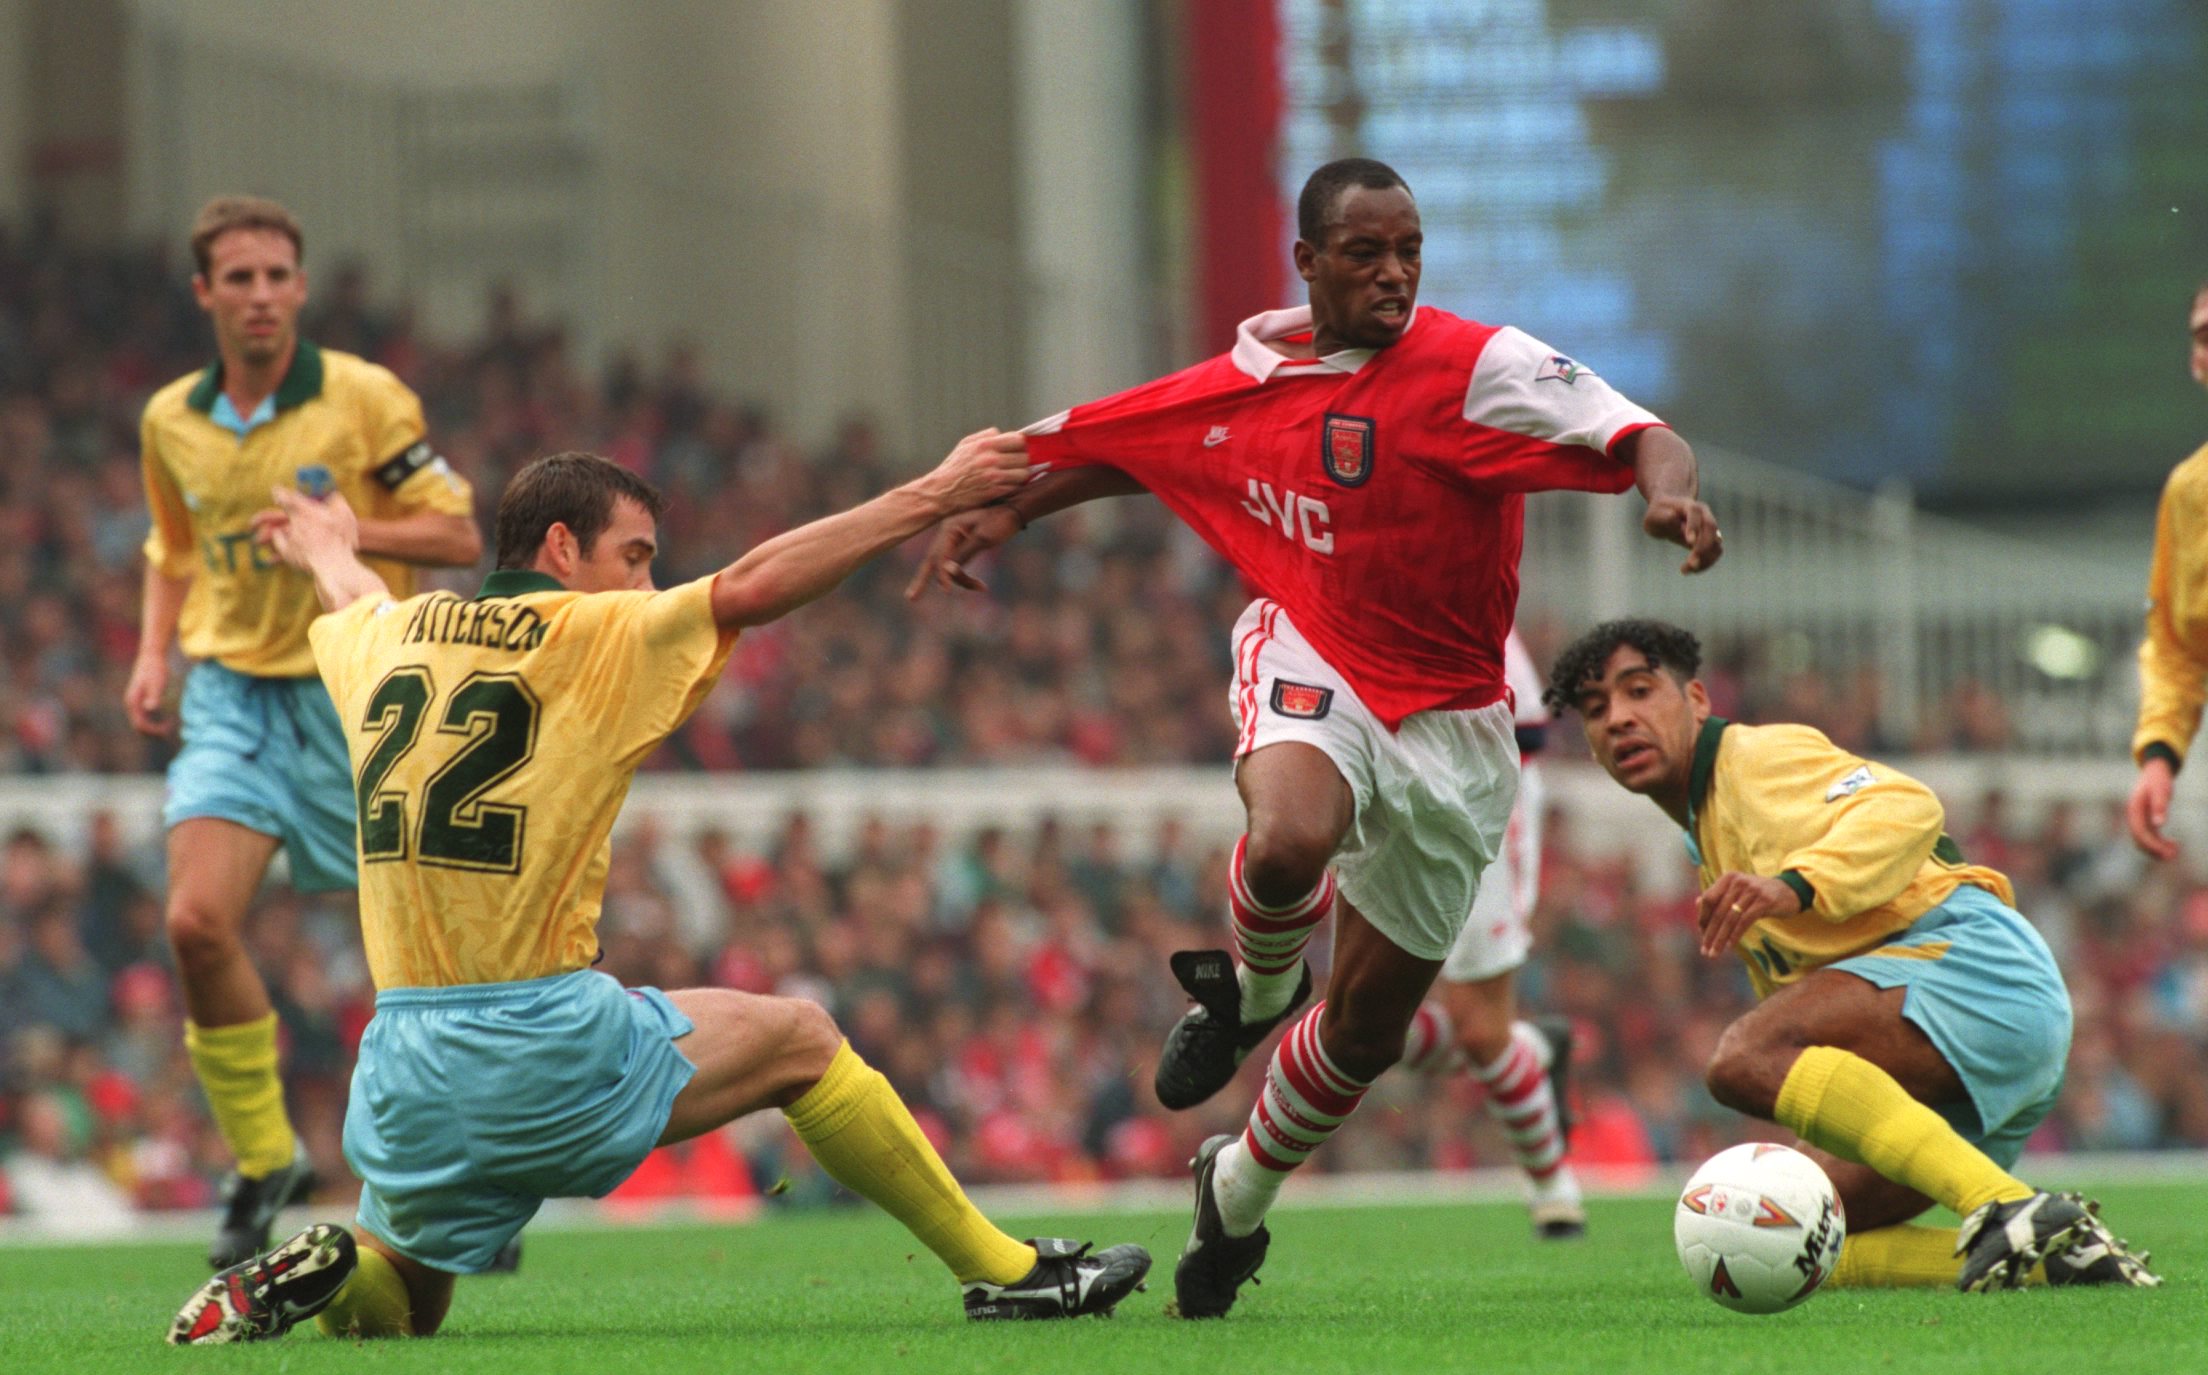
[1446,986,1514,1065]
[1703,1030,1783,1119]
[412,1265,458,1334]
[406,1278,456,1337]
[743,995,844,1105]
[1241,823,1333,906]
[1452,1017,1511,1068]
[355,1231,451,1338]
[781,995,845,1076]
[1320,1005,1406,1081]
[164,896,239,974]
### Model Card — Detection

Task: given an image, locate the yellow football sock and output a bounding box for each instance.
[184,1014,297,1178]
[1831,1224,1961,1288]
[784,1042,1036,1286]
[1775,1046,2032,1219]
[314,1244,413,1339]
[1831,1223,2048,1289]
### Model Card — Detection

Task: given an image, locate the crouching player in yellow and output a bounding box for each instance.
[169,442,1150,1344]
[1550,618,2158,1292]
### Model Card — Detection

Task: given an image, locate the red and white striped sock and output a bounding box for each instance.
[1213,1003,1374,1236]
[1399,999,1458,1075]
[1473,1021,1567,1182]
[1229,835,1335,1022]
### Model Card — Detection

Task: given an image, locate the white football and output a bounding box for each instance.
[1674,1142,1846,1314]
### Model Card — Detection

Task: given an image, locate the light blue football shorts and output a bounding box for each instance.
[1830,883,2072,1168]
[346,970,698,1273]
[164,661,357,892]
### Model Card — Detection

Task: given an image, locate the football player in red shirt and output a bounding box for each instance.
[909,158,1722,1317]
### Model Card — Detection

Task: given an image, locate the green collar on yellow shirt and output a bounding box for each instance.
[1687,715,1730,824]
[185,338,326,414]
[474,570,563,600]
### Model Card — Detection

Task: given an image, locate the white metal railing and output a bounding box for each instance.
[1520,445,2151,755]
[0,755,2179,898]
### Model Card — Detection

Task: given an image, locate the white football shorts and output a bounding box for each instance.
[1440,760,1543,982]
[1228,599,1519,962]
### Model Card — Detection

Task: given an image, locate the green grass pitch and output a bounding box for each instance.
[4,1179,2200,1375]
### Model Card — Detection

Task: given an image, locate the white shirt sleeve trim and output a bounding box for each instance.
[1463,326,1662,452]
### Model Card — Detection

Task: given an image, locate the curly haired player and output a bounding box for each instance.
[1547,617,2157,1292]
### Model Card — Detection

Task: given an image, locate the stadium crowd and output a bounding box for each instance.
[0,228,2190,1221]
[4,782,2205,1221]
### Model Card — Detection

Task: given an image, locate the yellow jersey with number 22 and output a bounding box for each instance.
[307,569,736,990]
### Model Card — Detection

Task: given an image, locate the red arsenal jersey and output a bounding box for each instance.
[1025,304,1663,729]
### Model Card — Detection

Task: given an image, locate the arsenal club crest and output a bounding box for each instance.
[1270,680,1334,720]
[1321,413,1374,487]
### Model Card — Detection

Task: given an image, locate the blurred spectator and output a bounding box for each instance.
[18,905,106,1041]
[5,1089,135,1233]
[5,780,2208,1217]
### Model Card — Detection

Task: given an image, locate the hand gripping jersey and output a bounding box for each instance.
[1025,305,1663,728]
[307,571,737,989]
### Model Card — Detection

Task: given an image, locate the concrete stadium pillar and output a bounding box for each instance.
[1015,0,1152,420]
[0,0,27,223]
[892,0,1024,448]
[26,0,127,243]
[589,0,912,448]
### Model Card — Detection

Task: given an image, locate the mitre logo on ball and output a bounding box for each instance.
[1674,1142,1846,1315]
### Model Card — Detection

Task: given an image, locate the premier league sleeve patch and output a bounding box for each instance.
[1824,765,1875,802]
[1270,680,1335,720]
[1535,354,1587,385]
[1321,413,1375,487]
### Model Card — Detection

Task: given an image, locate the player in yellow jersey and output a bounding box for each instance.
[2127,280,2208,860]
[168,444,1151,1344]
[128,197,481,1268]
[1548,618,2158,1293]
